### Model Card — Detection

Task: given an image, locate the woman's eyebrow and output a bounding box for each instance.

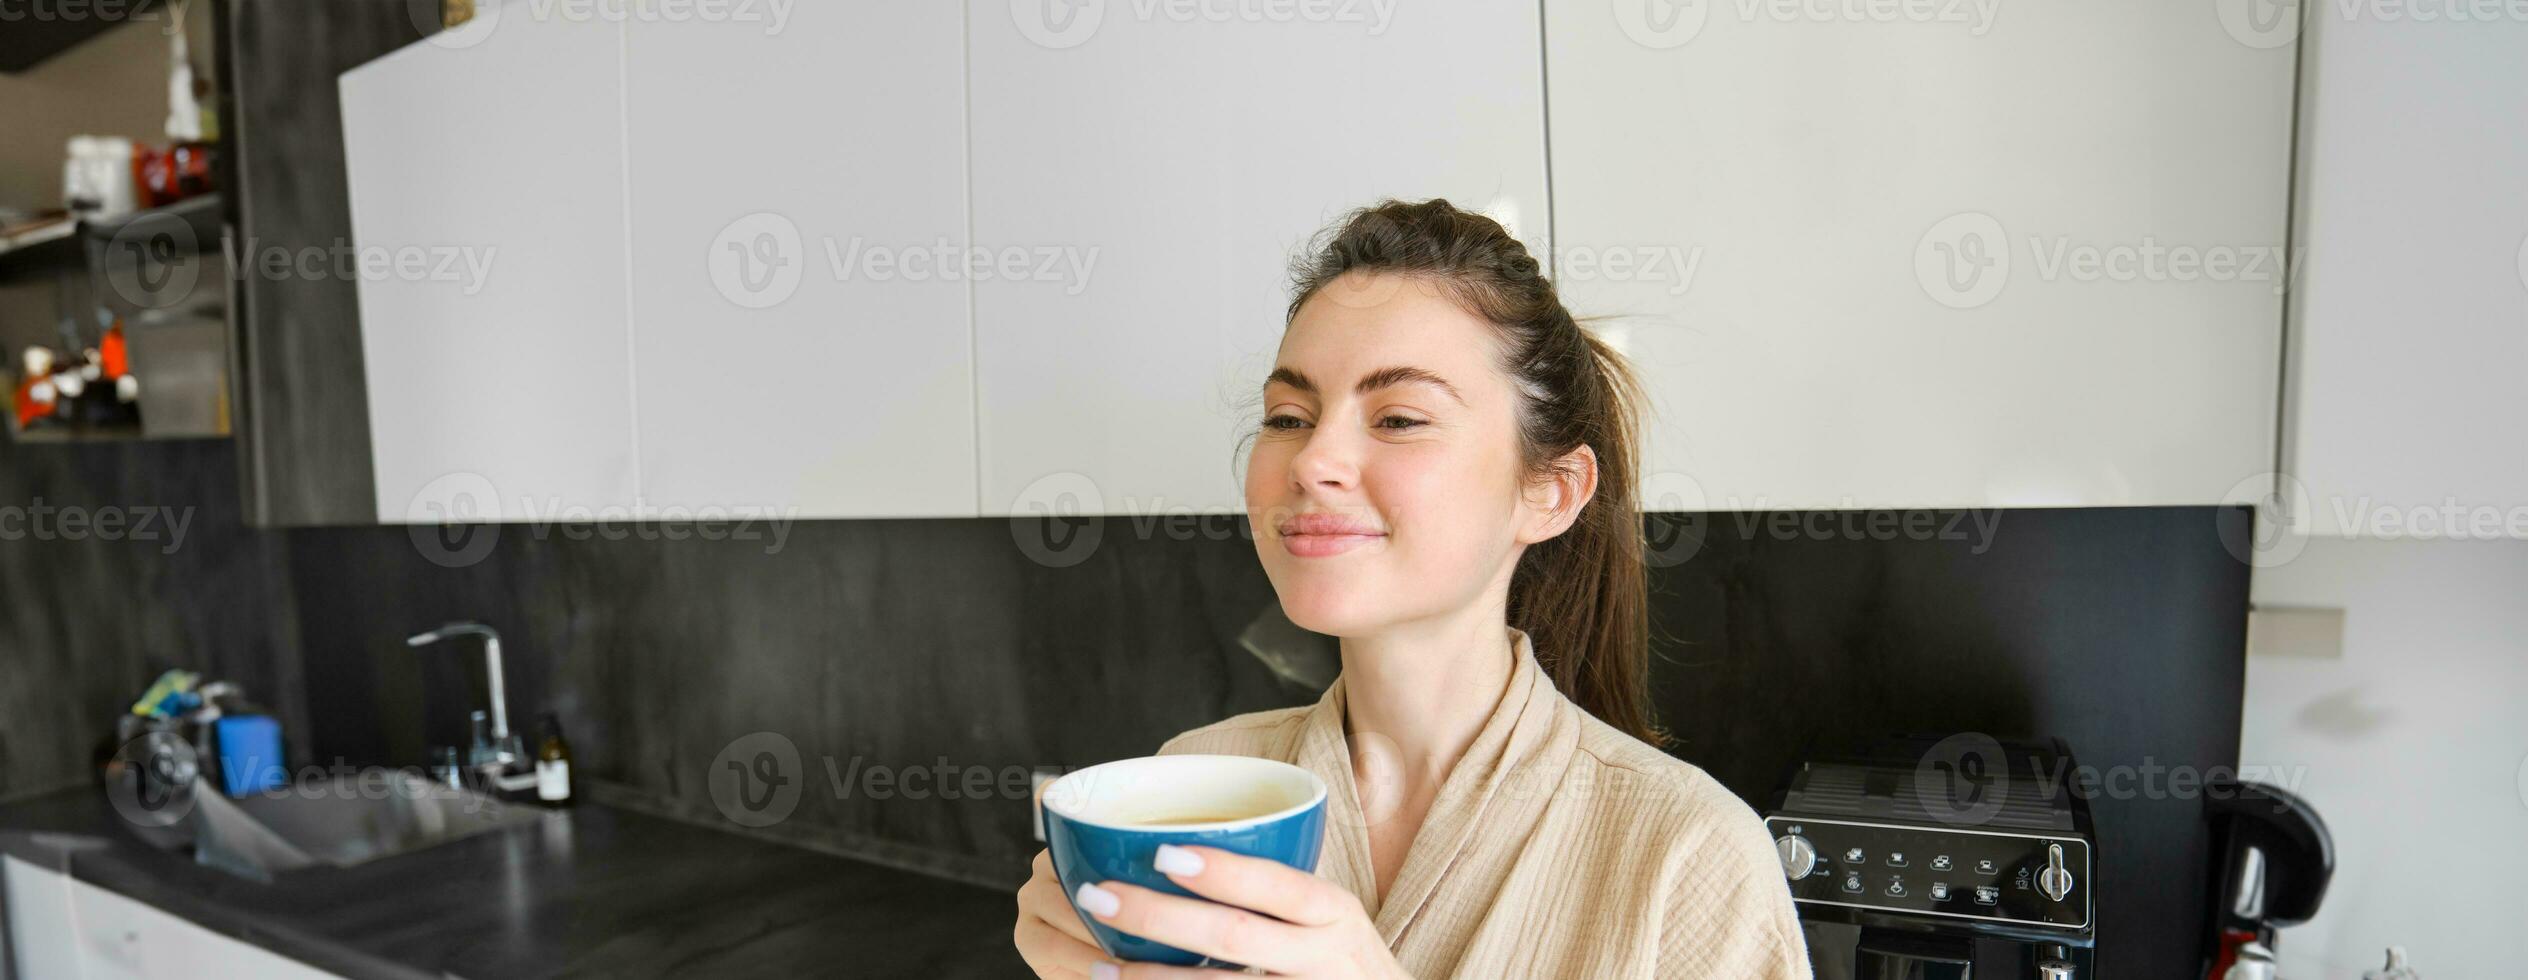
[1263,366,1464,405]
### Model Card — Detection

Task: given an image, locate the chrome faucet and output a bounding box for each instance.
[405,622,526,778]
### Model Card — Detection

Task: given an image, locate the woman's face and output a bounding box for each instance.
[1246,271,1584,638]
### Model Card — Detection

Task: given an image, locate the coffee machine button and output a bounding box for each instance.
[1886,851,1908,868]
[1843,873,1865,893]
[1931,854,1953,871]
[1929,882,1951,901]
[2038,843,2076,901]
[1884,878,1907,898]
[1845,847,1865,864]
[1973,885,2000,905]
[1974,858,1999,876]
[1775,835,1819,880]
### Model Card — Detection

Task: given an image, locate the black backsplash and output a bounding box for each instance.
[0,439,2243,976]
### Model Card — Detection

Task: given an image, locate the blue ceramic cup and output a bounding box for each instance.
[1040,754,1328,967]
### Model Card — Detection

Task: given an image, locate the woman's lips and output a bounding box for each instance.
[1280,531,1382,557]
[1276,514,1385,558]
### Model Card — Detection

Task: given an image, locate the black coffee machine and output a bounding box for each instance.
[1765,736,2097,979]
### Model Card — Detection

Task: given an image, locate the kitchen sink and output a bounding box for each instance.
[162,770,547,880]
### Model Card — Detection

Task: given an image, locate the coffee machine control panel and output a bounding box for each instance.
[1765,816,2091,930]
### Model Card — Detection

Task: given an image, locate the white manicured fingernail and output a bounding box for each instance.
[1076,882,1121,918]
[1090,963,1120,980]
[1153,844,1205,876]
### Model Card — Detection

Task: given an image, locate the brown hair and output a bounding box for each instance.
[1284,198,1665,748]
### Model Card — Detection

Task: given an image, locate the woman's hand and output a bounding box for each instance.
[1017,848,1117,979]
[1066,843,1411,979]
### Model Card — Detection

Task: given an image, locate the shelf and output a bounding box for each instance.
[0,194,224,287]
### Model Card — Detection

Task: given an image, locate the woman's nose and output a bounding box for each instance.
[1288,430,1359,492]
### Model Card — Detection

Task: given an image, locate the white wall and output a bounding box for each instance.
[2242,537,2528,978]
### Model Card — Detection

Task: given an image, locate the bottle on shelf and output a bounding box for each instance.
[535,712,574,807]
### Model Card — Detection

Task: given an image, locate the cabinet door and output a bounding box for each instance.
[623,3,977,518]
[967,1,1552,516]
[1546,1,2296,510]
[5,856,81,979]
[2283,11,2528,538]
[341,8,640,524]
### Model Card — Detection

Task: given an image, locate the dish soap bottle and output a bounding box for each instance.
[535,712,574,807]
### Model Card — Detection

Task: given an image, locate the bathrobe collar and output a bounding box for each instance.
[1289,627,1582,944]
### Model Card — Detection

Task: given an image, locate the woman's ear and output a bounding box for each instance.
[1517,444,1600,545]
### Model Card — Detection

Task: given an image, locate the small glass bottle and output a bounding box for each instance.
[534,712,574,807]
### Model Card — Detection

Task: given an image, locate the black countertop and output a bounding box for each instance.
[0,786,1028,979]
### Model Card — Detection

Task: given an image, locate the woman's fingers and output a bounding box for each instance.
[1024,850,1101,945]
[1014,910,1108,979]
[1077,879,1308,975]
[1153,845,1358,928]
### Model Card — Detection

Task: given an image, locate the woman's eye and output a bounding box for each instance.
[1262,414,1309,431]
[1377,416,1427,430]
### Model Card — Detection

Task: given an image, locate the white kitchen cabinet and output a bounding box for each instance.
[966,0,1552,516]
[6,855,80,979]
[342,4,641,524]
[1545,0,2297,511]
[5,856,343,980]
[2281,12,2528,538]
[621,3,976,518]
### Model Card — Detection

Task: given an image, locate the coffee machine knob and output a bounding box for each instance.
[2038,843,2075,901]
[2037,959,2076,980]
[1775,835,1818,880]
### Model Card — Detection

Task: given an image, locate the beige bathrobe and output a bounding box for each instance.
[1157,629,1811,979]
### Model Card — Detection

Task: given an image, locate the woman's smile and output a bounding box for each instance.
[1276,512,1389,558]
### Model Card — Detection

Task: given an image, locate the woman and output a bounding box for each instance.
[1014,200,1808,978]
